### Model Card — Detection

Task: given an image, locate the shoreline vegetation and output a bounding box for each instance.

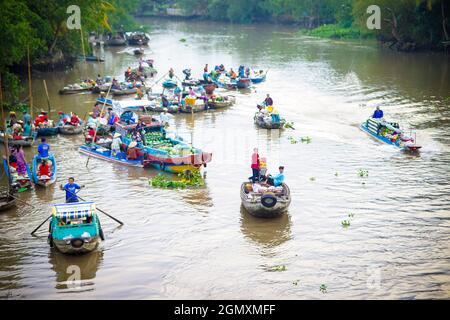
[0,0,448,105]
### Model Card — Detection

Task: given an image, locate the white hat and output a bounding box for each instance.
[113,133,121,138]
[128,141,137,148]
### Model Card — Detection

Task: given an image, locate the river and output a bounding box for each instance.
[0,18,449,299]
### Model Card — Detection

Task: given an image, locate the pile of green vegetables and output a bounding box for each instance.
[149,171,205,189]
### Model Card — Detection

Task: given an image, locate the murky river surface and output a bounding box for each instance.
[1,18,450,299]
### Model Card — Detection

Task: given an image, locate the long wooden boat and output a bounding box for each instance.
[59,84,93,95]
[32,154,57,187]
[0,195,16,212]
[0,133,34,147]
[48,202,104,254]
[180,97,206,113]
[254,113,286,129]
[126,32,150,46]
[3,159,33,191]
[240,182,291,218]
[78,55,105,62]
[214,77,252,90]
[115,124,212,174]
[78,144,145,167]
[112,87,138,96]
[59,124,83,135]
[360,118,422,152]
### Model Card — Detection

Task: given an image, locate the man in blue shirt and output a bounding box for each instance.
[60,177,85,203]
[267,166,285,187]
[372,106,384,119]
[37,138,50,158]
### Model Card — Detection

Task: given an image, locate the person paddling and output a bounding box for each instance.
[60,177,85,203]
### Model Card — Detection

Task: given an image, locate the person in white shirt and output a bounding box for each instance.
[159,108,173,127]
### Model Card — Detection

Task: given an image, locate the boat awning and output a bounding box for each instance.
[52,202,96,219]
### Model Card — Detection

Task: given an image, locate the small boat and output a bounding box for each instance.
[32,154,57,187]
[214,76,252,90]
[360,118,422,152]
[78,55,105,62]
[48,201,104,254]
[236,78,252,89]
[240,182,291,218]
[126,31,150,46]
[59,124,83,135]
[105,33,127,46]
[250,70,267,84]
[208,95,236,109]
[0,133,34,147]
[78,144,145,167]
[180,97,206,113]
[3,159,33,191]
[112,87,138,96]
[254,113,286,129]
[59,83,93,95]
[0,194,16,212]
[162,79,178,89]
[36,127,59,136]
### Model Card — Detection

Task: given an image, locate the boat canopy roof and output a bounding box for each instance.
[52,202,96,219]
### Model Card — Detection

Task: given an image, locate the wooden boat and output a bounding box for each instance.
[240,182,291,218]
[115,124,212,174]
[126,32,150,45]
[3,159,33,191]
[360,118,422,152]
[0,194,16,212]
[236,78,252,89]
[78,144,145,167]
[208,95,236,109]
[250,70,267,84]
[112,87,138,96]
[254,113,286,129]
[0,133,34,147]
[78,55,105,62]
[180,97,206,113]
[48,202,104,254]
[214,77,252,90]
[36,127,59,136]
[59,124,83,135]
[105,33,127,46]
[59,83,93,95]
[32,154,57,187]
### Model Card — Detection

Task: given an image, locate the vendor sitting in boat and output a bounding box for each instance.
[263,94,274,113]
[263,166,285,187]
[372,106,384,119]
[126,141,142,160]
[60,177,85,203]
[70,113,80,126]
[38,159,52,178]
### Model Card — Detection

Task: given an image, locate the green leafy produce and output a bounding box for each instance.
[284,122,295,130]
[270,265,287,272]
[358,169,369,178]
[149,171,205,189]
[341,220,351,228]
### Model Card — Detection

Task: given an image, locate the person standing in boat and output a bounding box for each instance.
[22,110,31,126]
[12,145,27,176]
[249,148,260,183]
[60,177,85,203]
[37,138,50,159]
[372,106,384,119]
[160,108,172,127]
[111,133,122,157]
[204,64,208,73]
[169,68,175,79]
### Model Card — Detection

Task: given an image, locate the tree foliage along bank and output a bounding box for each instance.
[143,0,449,51]
[0,0,140,104]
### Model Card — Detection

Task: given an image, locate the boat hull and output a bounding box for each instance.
[254,116,285,129]
[0,196,16,212]
[79,145,144,167]
[37,127,59,136]
[59,125,83,135]
[0,134,33,147]
[359,121,421,151]
[53,237,100,254]
[112,88,138,96]
[240,182,291,218]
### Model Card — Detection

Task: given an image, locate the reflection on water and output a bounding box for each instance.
[240,206,292,250]
[1,17,450,299]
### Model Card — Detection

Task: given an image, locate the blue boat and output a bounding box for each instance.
[360,118,422,152]
[48,201,104,254]
[3,158,33,191]
[250,73,266,84]
[214,77,252,90]
[32,154,57,187]
[78,144,146,167]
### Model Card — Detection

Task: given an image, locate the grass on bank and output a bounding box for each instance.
[300,24,374,40]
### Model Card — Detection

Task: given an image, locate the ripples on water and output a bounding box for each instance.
[0,18,449,299]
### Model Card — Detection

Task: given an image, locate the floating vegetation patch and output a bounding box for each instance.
[269,265,287,272]
[310,177,316,181]
[292,280,300,286]
[358,169,369,178]
[341,220,351,228]
[149,171,205,189]
[288,136,298,144]
[284,122,295,130]
[179,38,187,42]
[320,284,328,293]
[300,136,312,144]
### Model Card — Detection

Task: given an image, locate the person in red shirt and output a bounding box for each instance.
[249,148,260,183]
[38,159,51,177]
[70,113,80,126]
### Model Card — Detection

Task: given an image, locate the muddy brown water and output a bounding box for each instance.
[0,18,449,299]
